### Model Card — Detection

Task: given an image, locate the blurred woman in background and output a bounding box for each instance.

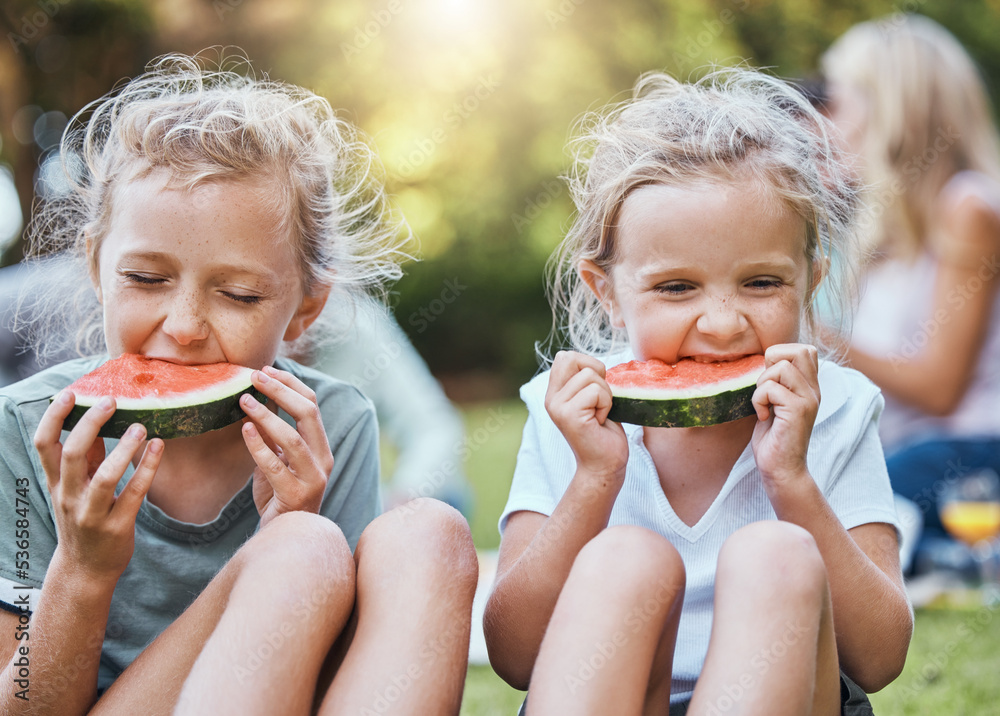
[823,14,1000,569]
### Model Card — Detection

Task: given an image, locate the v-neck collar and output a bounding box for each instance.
[625,423,757,542]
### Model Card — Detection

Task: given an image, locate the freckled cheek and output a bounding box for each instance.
[215,313,284,365]
[756,295,805,343]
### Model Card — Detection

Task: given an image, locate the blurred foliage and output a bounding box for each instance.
[3,0,1000,396]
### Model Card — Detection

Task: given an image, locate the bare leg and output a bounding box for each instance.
[688,521,840,716]
[317,498,478,716]
[92,511,356,716]
[526,525,686,716]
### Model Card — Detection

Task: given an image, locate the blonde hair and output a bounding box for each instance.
[546,68,864,360]
[21,51,406,360]
[822,14,1000,258]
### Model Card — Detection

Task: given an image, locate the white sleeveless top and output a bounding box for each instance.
[852,252,1000,448]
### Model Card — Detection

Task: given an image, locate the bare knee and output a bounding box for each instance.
[238,511,356,596]
[719,521,827,603]
[359,498,478,596]
[572,526,685,606]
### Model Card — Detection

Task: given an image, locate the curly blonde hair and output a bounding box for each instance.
[545,67,865,360]
[822,14,1000,258]
[21,51,406,360]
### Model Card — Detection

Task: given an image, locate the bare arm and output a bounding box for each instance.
[483,477,618,689]
[847,185,1000,415]
[753,345,912,691]
[0,391,161,714]
[483,351,629,689]
[0,553,116,714]
[770,480,912,692]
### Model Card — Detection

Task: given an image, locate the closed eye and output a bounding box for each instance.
[222,291,263,305]
[123,272,165,285]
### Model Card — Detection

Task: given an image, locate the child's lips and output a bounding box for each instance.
[687,354,751,363]
[141,355,217,367]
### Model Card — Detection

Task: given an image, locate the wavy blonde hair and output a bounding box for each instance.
[545,67,864,360]
[822,14,1000,258]
[21,51,406,360]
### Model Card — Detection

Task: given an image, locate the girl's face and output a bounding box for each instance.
[92,169,327,368]
[580,181,813,364]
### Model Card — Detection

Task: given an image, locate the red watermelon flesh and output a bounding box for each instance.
[606,355,765,428]
[59,354,265,439]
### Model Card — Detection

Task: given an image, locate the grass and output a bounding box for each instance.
[869,597,1000,714]
[449,399,1000,714]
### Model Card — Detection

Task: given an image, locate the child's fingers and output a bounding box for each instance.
[260,365,317,402]
[757,360,815,402]
[545,358,609,414]
[80,424,149,516]
[242,422,318,507]
[751,381,773,422]
[568,381,614,422]
[559,367,613,417]
[249,369,331,470]
[764,344,819,386]
[753,376,815,427]
[239,391,312,465]
[33,389,77,487]
[556,364,610,402]
[115,438,163,519]
[56,397,117,499]
[547,351,606,396]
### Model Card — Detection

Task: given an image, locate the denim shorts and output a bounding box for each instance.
[518,670,873,715]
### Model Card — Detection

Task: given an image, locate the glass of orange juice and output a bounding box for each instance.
[939,470,1000,603]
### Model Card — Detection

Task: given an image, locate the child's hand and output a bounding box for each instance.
[34,391,163,582]
[750,344,820,493]
[544,351,629,486]
[240,366,334,527]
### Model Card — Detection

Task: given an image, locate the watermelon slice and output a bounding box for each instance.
[57,354,266,439]
[606,355,765,428]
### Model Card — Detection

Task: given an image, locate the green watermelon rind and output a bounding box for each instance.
[608,383,757,428]
[58,386,267,439]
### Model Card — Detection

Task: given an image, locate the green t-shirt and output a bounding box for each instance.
[0,356,381,690]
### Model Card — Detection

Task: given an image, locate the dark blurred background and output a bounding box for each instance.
[3,0,1000,400]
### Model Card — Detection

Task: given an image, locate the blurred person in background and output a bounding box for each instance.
[300,295,472,514]
[823,14,1000,572]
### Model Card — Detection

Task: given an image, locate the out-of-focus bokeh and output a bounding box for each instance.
[2,0,1000,396]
